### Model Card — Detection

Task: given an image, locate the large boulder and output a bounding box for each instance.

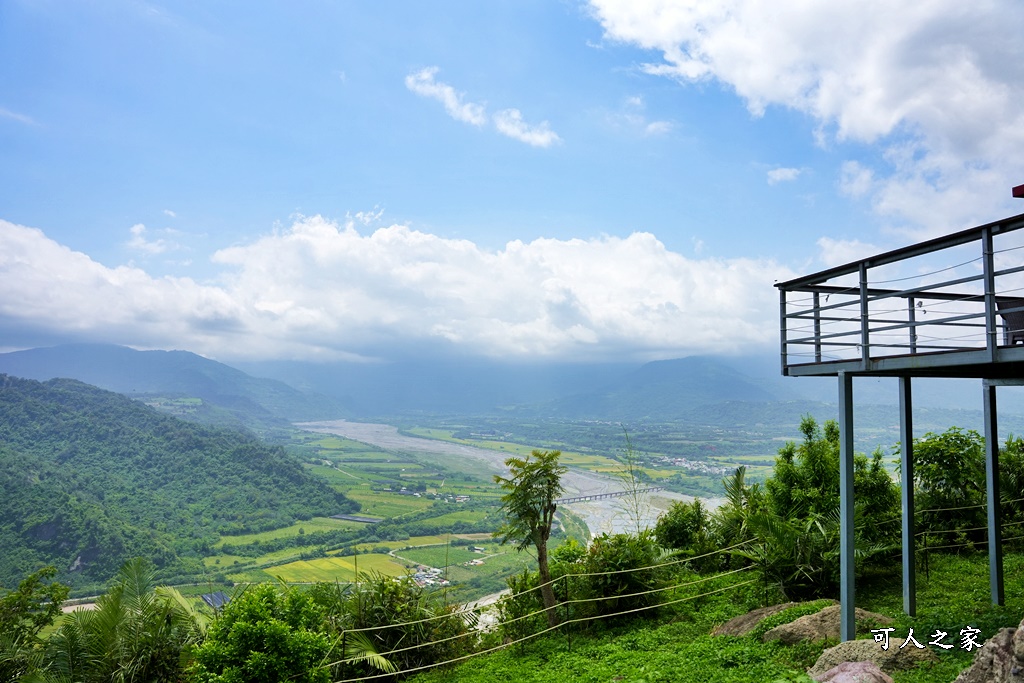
[952,617,1024,683]
[812,661,894,683]
[712,602,804,637]
[763,606,893,644]
[808,638,938,677]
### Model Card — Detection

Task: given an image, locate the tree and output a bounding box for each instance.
[39,558,206,683]
[494,449,566,627]
[0,566,68,683]
[654,499,719,571]
[740,416,898,598]
[190,583,332,683]
[617,428,651,536]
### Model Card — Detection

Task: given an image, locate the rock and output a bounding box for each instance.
[712,602,803,637]
[812,661,894,683]
[763,606,893,644]
[808,638,938,677]
[952,616,1024,683]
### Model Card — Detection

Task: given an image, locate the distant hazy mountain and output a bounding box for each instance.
[0,344,350,428]
[240,352,1024,421]
[5,344,1021,424]
[235,357,637,416]
[533,356,780,420]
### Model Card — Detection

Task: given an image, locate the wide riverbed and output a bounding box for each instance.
[298,419,720,536]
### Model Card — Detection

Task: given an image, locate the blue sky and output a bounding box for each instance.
[2,1,1023,363]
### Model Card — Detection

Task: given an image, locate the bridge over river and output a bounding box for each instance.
[298,420,717,535]
[554,487,663,504]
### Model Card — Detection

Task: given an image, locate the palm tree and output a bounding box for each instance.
[33,558,207,683]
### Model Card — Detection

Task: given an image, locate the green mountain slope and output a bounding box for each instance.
[0,374,357,589]
[0,344,349,430]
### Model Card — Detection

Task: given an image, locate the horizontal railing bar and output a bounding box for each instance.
[785,339,972,352]
[776,212,1024,290]
[785,338,862,348]
[994,263,1024,278]
[864,273,984,303]
[788,329,864,345]
[778,283,979,302]
[785,297,869,318]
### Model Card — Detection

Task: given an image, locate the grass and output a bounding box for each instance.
[344,490,434,517]
[214,517,362,547]
[403,551,1024,683]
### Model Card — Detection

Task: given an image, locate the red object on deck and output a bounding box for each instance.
[1014,184,1024,198]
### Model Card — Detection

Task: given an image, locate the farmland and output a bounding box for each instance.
[195,427,552,601]
[196,414,778,601]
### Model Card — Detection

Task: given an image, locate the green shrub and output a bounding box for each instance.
[190,583,331,683]
[584,531,667,618]
[654,499,721,572]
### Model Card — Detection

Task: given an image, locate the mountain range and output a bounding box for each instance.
[2,343,1022,429]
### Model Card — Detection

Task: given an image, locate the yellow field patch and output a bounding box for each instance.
[268,554,409,582]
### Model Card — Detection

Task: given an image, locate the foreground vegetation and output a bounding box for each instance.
[5,413,1024,682]
[411,550,1024,683]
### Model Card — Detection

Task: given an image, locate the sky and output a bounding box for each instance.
[2,0,1024,364]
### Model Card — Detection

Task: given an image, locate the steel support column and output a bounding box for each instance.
[838,371,855,641]
[899,376,916,616]
[983,382,1005,605]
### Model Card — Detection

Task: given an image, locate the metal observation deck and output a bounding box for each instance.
[776,208,1024,641]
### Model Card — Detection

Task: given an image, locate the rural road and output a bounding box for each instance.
[298,420,719,535]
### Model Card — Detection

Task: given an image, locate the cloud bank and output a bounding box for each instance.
[588,0,1024,236]
[0,217,794,362]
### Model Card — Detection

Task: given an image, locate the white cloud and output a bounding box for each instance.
[1,220,243,352]
[405,67,487,126]
[126,223,174,255]
[767,167,801,185]
[587,0,1024,236]
[493,109,561,148]
[644,120,673,136]
[816,236,881,268]
[163,209,176,218]
[1,216,795,362]
[607,95,673,136]
[839,161,874,198]
[0,106,37,126]
[126,224,186,256]
[406,67,561,147]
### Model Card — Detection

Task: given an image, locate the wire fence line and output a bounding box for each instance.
[321,494,1024,680]
[329,554,759,683]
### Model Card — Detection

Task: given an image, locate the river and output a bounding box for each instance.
[298,419,721,536]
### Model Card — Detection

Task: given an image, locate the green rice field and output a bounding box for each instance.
[215,516,365,548]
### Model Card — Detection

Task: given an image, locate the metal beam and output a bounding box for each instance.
[859,264,870,371]
[983,227,997,363]
[779,288,789,375]
[983,383,1005,605]
[899,376,916,616]
[838,372,855,641]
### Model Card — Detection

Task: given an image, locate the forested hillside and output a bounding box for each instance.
[0,374,357,589]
